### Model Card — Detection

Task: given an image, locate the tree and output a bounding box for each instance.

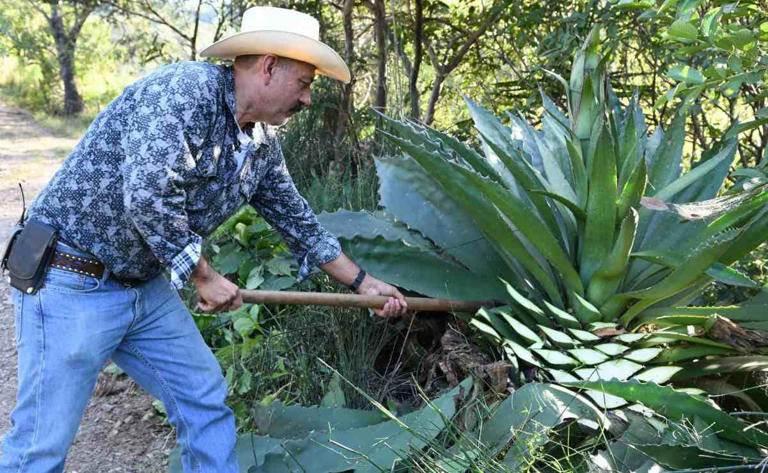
[30,0,101,115]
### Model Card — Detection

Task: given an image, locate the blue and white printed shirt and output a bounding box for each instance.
[28,61,341,289]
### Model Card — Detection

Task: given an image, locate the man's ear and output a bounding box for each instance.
[261,55,279,86]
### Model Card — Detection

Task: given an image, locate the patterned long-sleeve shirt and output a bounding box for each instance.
[28,61,341,289]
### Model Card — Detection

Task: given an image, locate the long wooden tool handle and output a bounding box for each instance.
[240,290,494,312]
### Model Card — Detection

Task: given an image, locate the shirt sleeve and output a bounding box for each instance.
[249,146,341,280]
[120,67,216,289]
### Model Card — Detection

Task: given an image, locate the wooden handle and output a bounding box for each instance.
[240,290,495,313]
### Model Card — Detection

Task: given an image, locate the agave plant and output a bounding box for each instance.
[319,30,768,407]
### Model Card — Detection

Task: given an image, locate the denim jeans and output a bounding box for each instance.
[0,243,237,472]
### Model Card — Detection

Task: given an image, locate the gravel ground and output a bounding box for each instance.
[0,102,173,472]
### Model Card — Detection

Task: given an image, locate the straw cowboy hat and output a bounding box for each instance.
[200,6,351,84]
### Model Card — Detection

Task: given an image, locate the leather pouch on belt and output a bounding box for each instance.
[2,220,58,294]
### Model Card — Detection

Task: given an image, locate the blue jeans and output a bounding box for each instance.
[0,243,237,472]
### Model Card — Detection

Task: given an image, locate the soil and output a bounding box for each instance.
[0,103,172,472]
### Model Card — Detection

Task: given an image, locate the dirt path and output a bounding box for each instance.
[0,103,172,472]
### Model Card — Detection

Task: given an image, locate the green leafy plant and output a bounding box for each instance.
[319,28,768,410]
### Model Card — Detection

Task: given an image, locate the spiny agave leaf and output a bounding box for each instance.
[647,107,686,193]
[652,140,737,203]
[467,99,567,243]
[533,348,579,366]
[580,122,618,285]
[621,229,740,325]
[654,345,737,363]
[528,189,586,221]
[565,379,768,448]
[547,368,579,383]
[571,292,603,324]
[575,359,643,381]
[480,383,609,468]
[672,356,768,380]
[708,263,760,288]
[469,318,502,343]
[613,333,647,343]
[253,403,386,439]
[720,207,768,265]
[384,133,564,303]
[640,332,735,350]
[642,189,755,222]
[543,300,582,329]
[253,380,471,473]
[169,434,284,473]
[623,348,662,363]
[595,343,629,356]
[503,281,551,326]
[565,137,588,207]
[475,308,516,342]
[568,328,602,342]
[633,366,682,384]
[374,156,511,278]
[318,210,432,249]
[568,348,610,365]
[616,159,647,220]
[500,311,543,345]
[341,236,506,301]
[504,340,541,367]
[587,209,639,307]
[539,325,579,348]
[635,444,757,470]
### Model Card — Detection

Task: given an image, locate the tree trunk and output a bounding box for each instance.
[372,0,387,113]
[408,0,424,121]
[49,2,84,115]
[424,73,444,126]
[333,0,355,171]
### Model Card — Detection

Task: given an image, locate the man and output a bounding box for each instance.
[0,6,407,472]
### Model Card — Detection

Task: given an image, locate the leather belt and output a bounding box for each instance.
[49,250,105,279]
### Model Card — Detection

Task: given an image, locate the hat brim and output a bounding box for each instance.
[200,31,351,84]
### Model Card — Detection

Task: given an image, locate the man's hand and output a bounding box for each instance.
[191,256,243,313]
[357,274,408,318]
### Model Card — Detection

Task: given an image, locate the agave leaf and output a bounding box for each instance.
[587,209,639,307]
[317,210,433,249]
[568,328,602,342]
[621,230,739,325]
[672,356,768,380]
[565,137,588,207]
[543,300,582,329]
[568,348,610,365]
[503,281,551,326]
[253,403,386,439]
[580,123,618,285]
[647,107,686,192]
[504,340,541,367]
[340,236,506,301]
[539,325,579,348]
[374,156,510,278]
[575,359,643,381]
[571,292,603,324]
[469,318,502,343]
[528,189,586,221]
[623,348,662,363]
[500,311,543,345]
[617,159,647,221]
[383,133,563,303]
[595,343,630,356]
[566,379,768,448]
[479,383,609,468]
[475,308,517,342]
[720,208,768,265]
[652,140,737,203]
[533,348,579,366]
[252,380,470,473]
[633,366,682,383]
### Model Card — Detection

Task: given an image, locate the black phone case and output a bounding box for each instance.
[5,220,58,294]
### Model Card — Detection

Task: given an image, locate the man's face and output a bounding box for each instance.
[262,58,315,126]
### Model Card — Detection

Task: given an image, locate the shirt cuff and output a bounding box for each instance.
[169,241,202,290]
[297,235,342,281]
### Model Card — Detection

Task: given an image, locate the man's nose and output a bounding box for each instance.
[300,90,312,107]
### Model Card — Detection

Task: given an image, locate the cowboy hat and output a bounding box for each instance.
[200,6,351,84]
